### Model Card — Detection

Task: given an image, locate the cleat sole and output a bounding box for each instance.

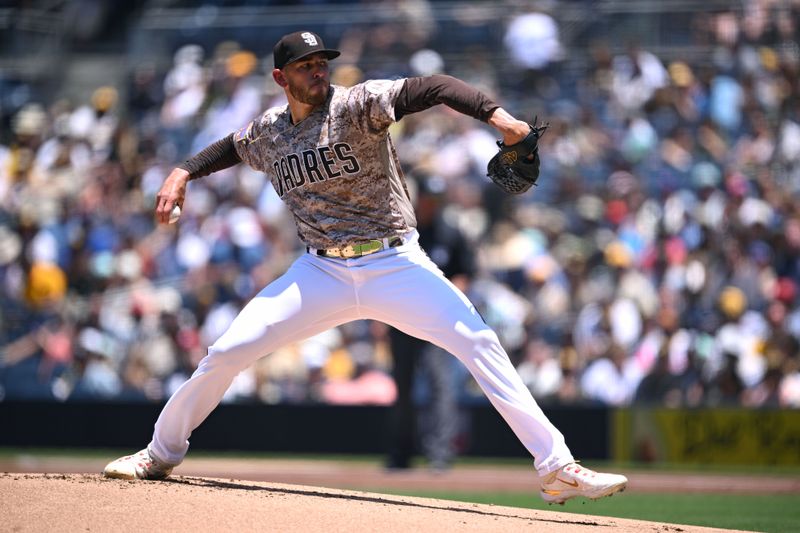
[103,470,136,480]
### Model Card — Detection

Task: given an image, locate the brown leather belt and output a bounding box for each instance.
[307,236,404,259]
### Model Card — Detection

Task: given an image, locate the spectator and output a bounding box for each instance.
[503,1,563,97]
[0,3,799,413]
[635,350,680,406]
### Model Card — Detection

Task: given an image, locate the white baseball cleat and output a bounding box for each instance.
[103,448,174,480]
[539,463,627,504]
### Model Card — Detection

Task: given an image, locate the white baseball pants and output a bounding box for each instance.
[148,230,574,476]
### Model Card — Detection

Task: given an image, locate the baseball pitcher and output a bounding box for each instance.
[104,31,627,504]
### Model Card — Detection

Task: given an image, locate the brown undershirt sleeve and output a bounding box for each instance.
[393,74,500,122]
[177,133,242,179]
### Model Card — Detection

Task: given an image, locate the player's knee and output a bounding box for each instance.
[196,345,241,375]
[452,325,503,356]
[472,329,502,351]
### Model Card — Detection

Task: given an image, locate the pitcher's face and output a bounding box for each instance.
[281,53,331,106]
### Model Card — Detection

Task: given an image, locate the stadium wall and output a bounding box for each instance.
[6,402,798,464]
[613,408,800,466]
[0,401,608,459]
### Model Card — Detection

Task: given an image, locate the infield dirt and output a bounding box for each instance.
[2,471,757,533]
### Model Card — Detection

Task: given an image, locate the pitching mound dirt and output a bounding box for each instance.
[2,473,747,532]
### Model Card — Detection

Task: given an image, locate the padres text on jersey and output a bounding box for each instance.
[271,142,361,197]
[233,79,417,249]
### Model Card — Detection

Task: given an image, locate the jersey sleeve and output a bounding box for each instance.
[178,134,241,179]
[232,115,269,171]
[393,75,499,122]
[342,79,407,134]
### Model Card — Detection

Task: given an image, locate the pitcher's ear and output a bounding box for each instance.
[273,69,287,88]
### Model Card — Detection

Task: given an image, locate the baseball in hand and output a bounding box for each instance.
[168,205,182,224]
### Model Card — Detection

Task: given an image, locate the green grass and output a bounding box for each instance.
[380,490,800,533]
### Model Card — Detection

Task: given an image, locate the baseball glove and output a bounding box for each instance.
[486,119,548,195]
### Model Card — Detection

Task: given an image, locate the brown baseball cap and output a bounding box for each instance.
[273,31,340,69]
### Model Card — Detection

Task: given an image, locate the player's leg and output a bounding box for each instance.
[358,241,573,476]
[105,254,359,478]
[357,240,626,502]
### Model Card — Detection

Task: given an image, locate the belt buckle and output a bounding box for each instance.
[360,240,383,257]
[326,239,386,259]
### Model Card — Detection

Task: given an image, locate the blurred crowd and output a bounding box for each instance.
[1,0,799,409]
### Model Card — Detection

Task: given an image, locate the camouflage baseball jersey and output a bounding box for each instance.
[233,79,416,249]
